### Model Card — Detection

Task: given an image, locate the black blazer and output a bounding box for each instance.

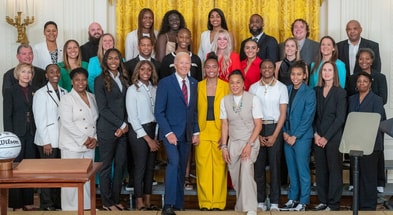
[3,84,35,136]
[94,72,128,140]
[347,70,387,105]
[348,91,386,151]
[124,55,161,83]
[2,66,46,96]
[337,37,381,78]
[240,33,279,62]
[314,86,347,143]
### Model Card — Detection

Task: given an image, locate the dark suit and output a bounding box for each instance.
[337,37,381,78]
[240,33,279,62]
[279,38,319,66]
[2,66,46,96]
[94,73,128,208]
[348,91,385,210]
[3,84,37,208]
[154,73,199,209]
[313,86,347,210]
[124,56,161,83]
[347,70,387,104]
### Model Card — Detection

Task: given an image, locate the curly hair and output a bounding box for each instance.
[100,48,129,92]
[131,60,158,89]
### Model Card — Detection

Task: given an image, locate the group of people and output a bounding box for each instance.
[2,6,386,215]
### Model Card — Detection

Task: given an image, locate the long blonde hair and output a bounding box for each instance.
[97,33,115,64]
[211,29,233,79]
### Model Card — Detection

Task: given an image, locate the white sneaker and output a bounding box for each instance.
[247,210,257,215]
[377,186,384,193]
[293,203,306,211]
[280,200,296,211]
[325,206,331,211]
[257,202,267,211]
[348,185,354,191]
[270,203,279,211]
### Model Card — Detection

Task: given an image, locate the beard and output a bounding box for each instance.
[249,27,262,36]
[88,35,101,45]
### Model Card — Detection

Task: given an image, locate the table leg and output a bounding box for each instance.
[0,188,8,215]
[78,184,84,215]
[90,178,96,215]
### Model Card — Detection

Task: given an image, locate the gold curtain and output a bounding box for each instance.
[115,0,320,56]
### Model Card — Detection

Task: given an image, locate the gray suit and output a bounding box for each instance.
[279,38,319,66]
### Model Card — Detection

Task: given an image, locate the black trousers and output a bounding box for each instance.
[254,123,282,204]
[313,139,343,210]
[358,151,380,210]
[98,133,128,207]
[37,146,61,209]
[9,133,37,208]
[128,122,157,198]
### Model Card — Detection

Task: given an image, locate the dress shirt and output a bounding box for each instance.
[175,72,190,104]
[109,71,126,129]
[348,38,361,75]
[298,39,305,50]
[138,55,152,61]
[252,32,264,42]
[126,81,157,138]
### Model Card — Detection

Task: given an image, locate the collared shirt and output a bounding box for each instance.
[297,38,305,51]
[138,55,152,62]
[126,80,157,138]
[175,72,190,105]
[252,32,264,42]
[348,38,361,75]
[109,70,126,129]
[109,70,123,92]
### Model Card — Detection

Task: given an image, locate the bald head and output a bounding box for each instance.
[88,22,103,39]
[346,20,362,43]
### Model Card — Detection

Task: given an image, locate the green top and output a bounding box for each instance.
[57,61,89,92]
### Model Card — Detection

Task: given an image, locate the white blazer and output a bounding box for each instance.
[33,83,67,148]
[58,89,98,152]
[32,41,63,69]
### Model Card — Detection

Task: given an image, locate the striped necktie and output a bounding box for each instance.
[182,79,188,106]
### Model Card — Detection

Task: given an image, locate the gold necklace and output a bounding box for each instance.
[260,77,275,95]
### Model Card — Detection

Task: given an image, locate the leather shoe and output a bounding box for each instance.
[211,208,223,211]
[200,207,209,211]
[161,206,176,215]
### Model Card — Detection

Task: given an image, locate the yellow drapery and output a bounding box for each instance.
[115,0,320,56]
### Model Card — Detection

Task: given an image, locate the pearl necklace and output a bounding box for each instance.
[260,77,275,95]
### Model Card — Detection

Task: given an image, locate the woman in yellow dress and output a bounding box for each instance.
[195,52,229,211]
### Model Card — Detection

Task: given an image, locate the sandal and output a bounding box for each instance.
[115,203,126,211]
[102,205,119,211]
[184,177,193,190]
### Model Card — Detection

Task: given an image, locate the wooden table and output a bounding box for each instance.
[0,161,102,215]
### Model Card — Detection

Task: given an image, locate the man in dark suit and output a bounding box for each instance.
[80,22,104,62]
[2,44,46,96]
[155,52,199,215]
[240,14,279,62]
[279,19,319,66]
[124,36,161,83]
[337,20,381,78]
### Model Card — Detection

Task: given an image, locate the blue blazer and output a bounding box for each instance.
[283,83,316,140]
[154,73,199,142]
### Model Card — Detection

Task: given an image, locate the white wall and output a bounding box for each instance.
[1,0,393,169]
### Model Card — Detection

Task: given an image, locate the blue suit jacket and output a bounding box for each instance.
[154,73,199,142]
[283,83,316,140]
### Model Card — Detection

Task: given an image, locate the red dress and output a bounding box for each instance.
[218,52,241,82]
[241,57,262,91]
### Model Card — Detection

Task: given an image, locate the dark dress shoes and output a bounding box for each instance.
[161,206,176,215]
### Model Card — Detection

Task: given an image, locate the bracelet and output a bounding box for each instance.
[220,144,228,150]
